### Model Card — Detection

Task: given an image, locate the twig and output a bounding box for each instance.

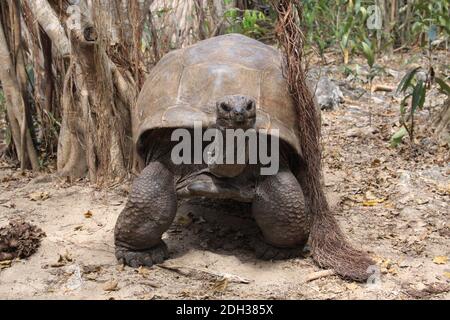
[304,269,336,282]
[157,262,251,284]
[372,84,395,92]
[393,45,409,53]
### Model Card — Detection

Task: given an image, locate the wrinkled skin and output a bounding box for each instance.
[215,95,256,130]
[208,95,256,178]
[114,95,311,267]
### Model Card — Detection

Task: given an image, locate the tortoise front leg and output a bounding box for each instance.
[252,168,311,260]
[114,161,177,267]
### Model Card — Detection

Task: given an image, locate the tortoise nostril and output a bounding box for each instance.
[234,106,245,115]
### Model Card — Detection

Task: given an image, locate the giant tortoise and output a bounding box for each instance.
[114,34,317,267]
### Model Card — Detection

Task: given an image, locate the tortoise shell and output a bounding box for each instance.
[134,34,301,161]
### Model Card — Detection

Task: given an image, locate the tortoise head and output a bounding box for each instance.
[215,95,256,130]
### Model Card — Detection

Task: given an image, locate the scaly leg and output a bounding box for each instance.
[114,161,177,267]
[252,168,310,260]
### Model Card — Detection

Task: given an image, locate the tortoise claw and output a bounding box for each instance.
[115,241,169,267]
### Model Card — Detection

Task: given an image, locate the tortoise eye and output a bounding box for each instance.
[220,103,231,112]
[246,101,254,111]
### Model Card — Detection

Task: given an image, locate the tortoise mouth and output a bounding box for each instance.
[216,115,256,130]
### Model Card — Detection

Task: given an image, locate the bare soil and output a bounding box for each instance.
[0,51,449,300]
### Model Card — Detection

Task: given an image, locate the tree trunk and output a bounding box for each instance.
[151,0,234,48]
[24,0,71,57]
[52,0,144,183]
[0,0,145,181]
[0,0,222,182]
[0,3,39,170]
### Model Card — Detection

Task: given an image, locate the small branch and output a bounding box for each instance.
[372,84,395,92]
[304,269,336,282]
[157,262,252,284]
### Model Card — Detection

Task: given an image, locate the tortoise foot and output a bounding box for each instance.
[115,241,169,268]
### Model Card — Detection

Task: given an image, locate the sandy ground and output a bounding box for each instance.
[0,52,449,300]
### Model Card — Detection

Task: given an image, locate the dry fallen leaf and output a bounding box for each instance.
[443,272,450,279]
[82,264,101,274]
[211,278,229,293]
[103,279,119,291]
[116,264,125,272]
[364,190,377,200]
[84,210,93,218]
[29,191,50,201]
[415,198,429,205]
[85,273,98,281]
[379,259,398,275]
[51,251,73,267]
[137,266,151,278]
[433,256,448,265]
[345,283,359,291]
[383,201,394,209]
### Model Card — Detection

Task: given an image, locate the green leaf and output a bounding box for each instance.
[411,21,425,34]
[359,7,367,19]
[390,127,407,147]
[341,33,349,48]
[397,67,421,94]
[224,8,238,18]
[411,80,426,113]
[361,42,374,67]
[343,15,354,34]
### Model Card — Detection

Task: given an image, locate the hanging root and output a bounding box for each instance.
[270,0,374,281]
[311,210,374,281]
